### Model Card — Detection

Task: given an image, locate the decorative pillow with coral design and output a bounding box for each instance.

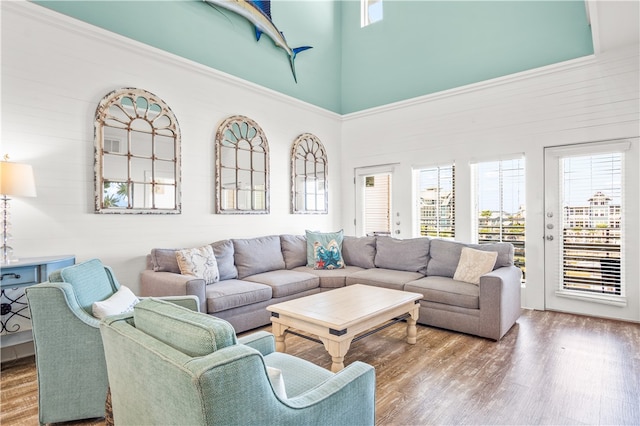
[176,245,220,284]
[305,230,345,270]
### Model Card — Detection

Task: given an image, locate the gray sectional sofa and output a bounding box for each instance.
[140,235,523,341]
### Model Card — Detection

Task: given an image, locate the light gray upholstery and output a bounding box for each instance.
[141,235,522,339]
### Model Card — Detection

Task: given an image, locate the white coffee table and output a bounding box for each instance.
[267,284,422,372]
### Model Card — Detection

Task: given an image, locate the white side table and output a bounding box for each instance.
[1,255,75,359]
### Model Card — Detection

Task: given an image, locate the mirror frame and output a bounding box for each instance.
[291,133,328,214]
[215,115,270,214]
[94,88,181,214]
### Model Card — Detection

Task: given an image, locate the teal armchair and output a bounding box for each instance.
[25,259,198,425]
[100,298,376,426]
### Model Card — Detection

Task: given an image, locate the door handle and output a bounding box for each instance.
[546,235,554,241]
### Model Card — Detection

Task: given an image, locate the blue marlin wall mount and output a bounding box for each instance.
[203,0,312,83]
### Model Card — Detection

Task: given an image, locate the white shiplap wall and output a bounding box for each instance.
[1,2,342,294]
[341,45,640,320]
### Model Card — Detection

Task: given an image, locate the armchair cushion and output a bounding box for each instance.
[92,285,139,320]
[133,298,237,357]
[48,258,118,314]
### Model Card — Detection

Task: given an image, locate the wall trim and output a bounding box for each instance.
[6,0,341,121]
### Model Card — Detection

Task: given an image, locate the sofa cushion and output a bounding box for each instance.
[134,298,237,357]
[233,236,286,279]
[280,234,307,269]
[205,279,272,313]
[243,270,319,298]
[305,230,345,270]
[374,236,430,273]
[293,265,364,288]
[150,248,181,273]
[346,268,424,291]
[405,276,479,310]
[342,236,376,269]
[427,239,513,278]
[176,245,220,285]
[211,239,238,280]
[453,247,498,284]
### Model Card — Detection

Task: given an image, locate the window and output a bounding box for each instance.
[363,173,391,236]
[474,157,525,277]
[415,164,455,238]
[291,133,328,214]
[561,152,624,296]
[215,115,269,214]
[361,0,383,27]
[94,88,181,214]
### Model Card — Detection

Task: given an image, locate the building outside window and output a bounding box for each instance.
[474,157,526,278]
[415,164,455,238]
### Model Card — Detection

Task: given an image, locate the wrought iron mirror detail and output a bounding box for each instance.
[291,133,328,214]
[94,88,181,214]
[215,115,269,214]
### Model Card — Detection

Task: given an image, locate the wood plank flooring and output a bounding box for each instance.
[1,309,639,425]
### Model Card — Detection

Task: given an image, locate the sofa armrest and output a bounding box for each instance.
[140,270,206,313]
[478,265,523,340]
[238,331,276,355]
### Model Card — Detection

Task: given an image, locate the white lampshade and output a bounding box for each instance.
[0,161,37,197]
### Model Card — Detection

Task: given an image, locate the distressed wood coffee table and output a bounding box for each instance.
[267,284,422,372]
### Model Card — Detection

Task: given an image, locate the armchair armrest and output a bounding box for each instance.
[140,270,206,313]
[238,331,276,355]
[27,282,100,328]
[140,295,200,312]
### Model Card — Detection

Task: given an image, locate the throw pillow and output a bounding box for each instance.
[453,247,498,285]
[305,230,345,270]
[92,285,139,320]
[176,245,220,284]
[266,366,287,399]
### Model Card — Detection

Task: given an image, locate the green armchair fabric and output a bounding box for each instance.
[100,298,376,425]
[25,259,198,425]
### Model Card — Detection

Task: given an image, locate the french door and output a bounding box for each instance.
[544,140,638,320]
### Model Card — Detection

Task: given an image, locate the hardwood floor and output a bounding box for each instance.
[1,309,639,425]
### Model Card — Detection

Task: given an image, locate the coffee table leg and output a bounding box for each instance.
[320,338,353,373]
[271,322,288,352]
[406,306,419,344]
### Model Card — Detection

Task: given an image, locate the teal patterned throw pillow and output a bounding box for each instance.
[305,230,345,270]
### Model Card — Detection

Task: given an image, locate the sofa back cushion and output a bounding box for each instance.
[233,236,286,279]
[134,298,237,357]
[150,248,181,273]
[374,237,430,273]
[280,234,307,269]
[211,239,238,280]
[427,239,514,278]
[150,241,238,280]
[342,236,376,269]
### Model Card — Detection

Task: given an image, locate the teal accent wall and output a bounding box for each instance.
[340,0,594,114]
[34,1,593,115]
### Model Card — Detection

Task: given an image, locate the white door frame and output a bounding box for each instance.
[543,139,639,321]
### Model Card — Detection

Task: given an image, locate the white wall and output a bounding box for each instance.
[340,45,640,321]
[1,2,342,292]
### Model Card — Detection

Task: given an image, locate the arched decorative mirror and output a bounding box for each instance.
[291,133,328,214]
[215,115,269,214]
[94,88,181,214]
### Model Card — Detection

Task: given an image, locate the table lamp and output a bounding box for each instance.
[0,155,37,264]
